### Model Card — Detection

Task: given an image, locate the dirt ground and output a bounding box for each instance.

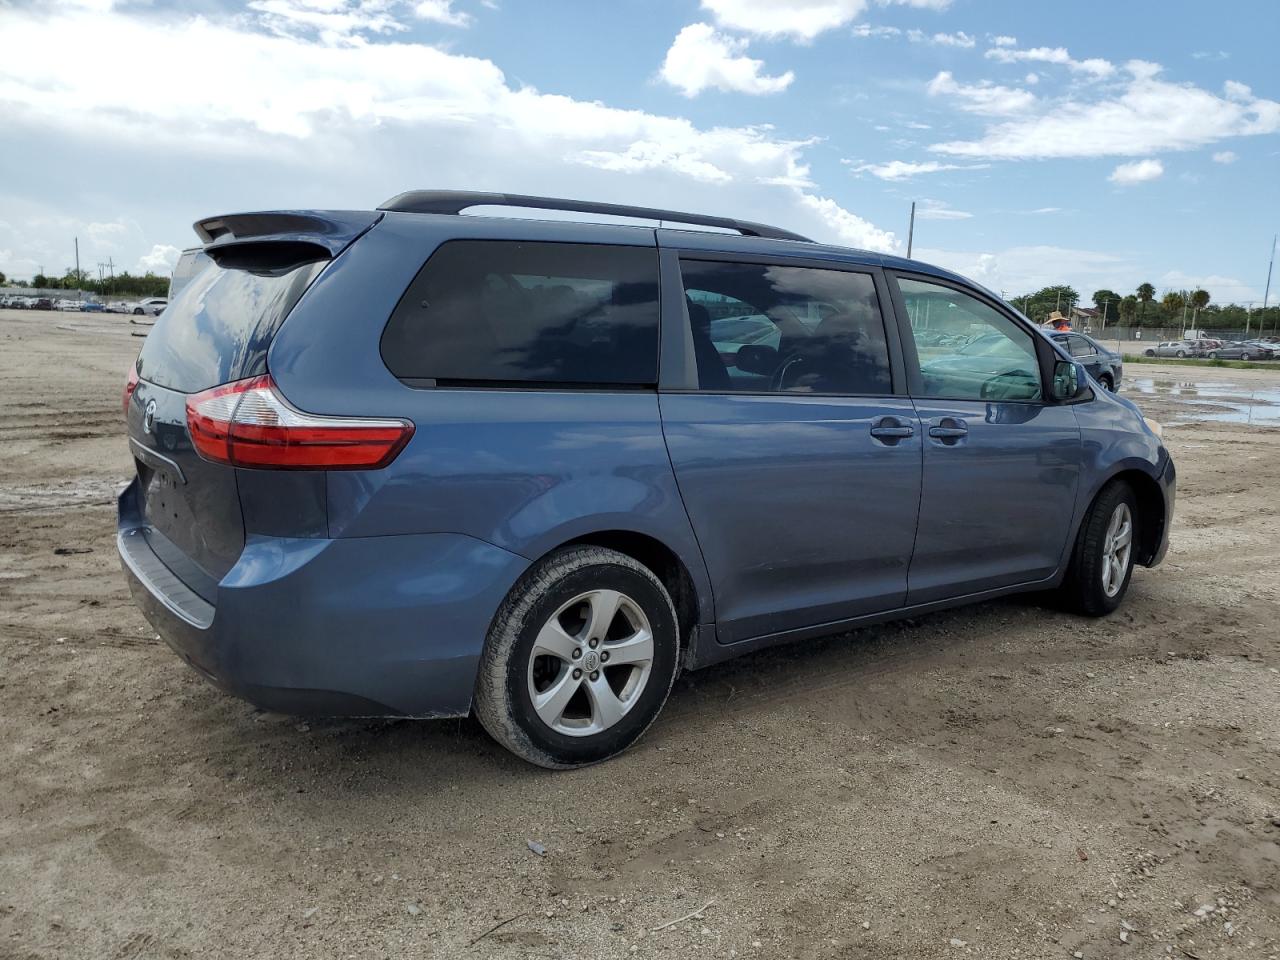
[2,309,1278,960]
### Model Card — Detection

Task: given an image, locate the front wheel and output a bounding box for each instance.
[474,546,680,768]
[1098,375,1114,391]
[1175,350,1186,358]
[132,307,144,315]
[1059,480,1138,617]
[1241,353,1252,361]
[1208,352,1219,359]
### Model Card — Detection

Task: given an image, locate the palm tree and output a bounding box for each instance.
[1162,291,1186,331]
[1136,282,1155,327]
[1190,288,1210,326]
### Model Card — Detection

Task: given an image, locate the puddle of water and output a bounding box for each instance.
[1124,378,1280,426]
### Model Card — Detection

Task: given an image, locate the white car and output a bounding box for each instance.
[131,297,168,316]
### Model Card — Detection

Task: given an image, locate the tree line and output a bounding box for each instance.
[1011,282,1279,332]
[0,267,169,298]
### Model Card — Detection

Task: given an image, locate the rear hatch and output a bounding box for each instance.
[126,211,378,601]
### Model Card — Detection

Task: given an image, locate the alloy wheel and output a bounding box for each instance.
[1101,502,1133,598]
[526,589,655,737]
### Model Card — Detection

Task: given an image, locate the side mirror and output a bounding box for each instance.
[1051,359,1087,402]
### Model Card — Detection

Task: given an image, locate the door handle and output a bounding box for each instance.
[870,417,914,442]
[927,417,968,444]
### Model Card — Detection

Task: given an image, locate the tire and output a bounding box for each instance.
[1208,352,1218,359]
[1059,480,1139,617]
[1098,375,1113,391]
[133,307,144,315]
[1175,350,1186,358]
[1242,353,1252,361]
[1144,349,1155,357]
[474,546,680,769]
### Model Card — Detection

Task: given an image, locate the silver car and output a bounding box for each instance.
[1143,340,1204,359]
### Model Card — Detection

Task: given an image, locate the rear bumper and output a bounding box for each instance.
[118,478,529,717]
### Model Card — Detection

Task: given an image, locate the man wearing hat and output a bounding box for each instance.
[1044,310,1071,332]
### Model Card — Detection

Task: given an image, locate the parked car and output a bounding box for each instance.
[1143,340,1204,359]
[32,297,54,310]
[129,297,168,316]
[79,301,106,313]
[1239,340,1280,359]
[1050,331,1123,390]
[119,191,1175,768]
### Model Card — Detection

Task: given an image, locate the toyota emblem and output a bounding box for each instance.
[143,399,157,435]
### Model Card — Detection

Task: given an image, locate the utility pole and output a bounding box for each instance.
[74,237,80,298]
[906,201,916,259]
[1264,234,1276,311]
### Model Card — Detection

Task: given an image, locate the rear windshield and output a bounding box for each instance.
[137,257,325,393]
[381,240,660,387]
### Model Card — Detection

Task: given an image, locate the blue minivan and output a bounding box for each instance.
[119,191,1174,767]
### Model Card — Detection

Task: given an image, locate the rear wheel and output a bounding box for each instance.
[1208,351,1219,359]
[1242,352,1252,361]
[1059,480,1138,617]
[1098,374,1114,391]
[474,546,680,768]
[1143,349,1155,357]
[1175,350,1186,358]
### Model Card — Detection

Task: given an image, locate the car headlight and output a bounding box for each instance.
[1143,417,1164,440]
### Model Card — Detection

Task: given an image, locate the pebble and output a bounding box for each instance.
[405,903,421,917]
[950,938,968,948]
[862,921,871,930]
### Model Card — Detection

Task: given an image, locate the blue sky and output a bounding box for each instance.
[1,0,1277,304]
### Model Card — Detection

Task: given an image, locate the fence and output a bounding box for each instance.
[1081,325,1278,343]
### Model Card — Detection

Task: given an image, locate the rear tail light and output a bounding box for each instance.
[185,375,414,470]
[123,364,139,415]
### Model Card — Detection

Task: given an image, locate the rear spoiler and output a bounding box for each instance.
[193,210,382,264]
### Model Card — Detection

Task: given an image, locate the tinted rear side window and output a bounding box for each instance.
[381,240,659,386]
[137,257,325,393]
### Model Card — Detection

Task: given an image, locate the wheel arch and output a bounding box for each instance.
[1083,467,1167,567]
[552,530,705,667]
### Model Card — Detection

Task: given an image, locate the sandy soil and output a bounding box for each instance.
[2,309,1278,960]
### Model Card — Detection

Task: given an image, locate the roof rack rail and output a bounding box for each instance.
[377,190,812,243]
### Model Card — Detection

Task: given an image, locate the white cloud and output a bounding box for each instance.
[927,70,1036,116]
[412,0,472,27]
[851,23,900,38]
[1192,50,1229,61]
[1211,150,1238,164]
[853,159,989,180]
[0,2,896,267]
[1025,206,1061,214]
[1108,158,1164,184]
[914,244,1132,297]
[248,0,410,44]
[1158,270,1261,302]
[660,23,794,97]
[137,244,181,274]
[1024,72,1039,85]
[931,62,1280,159]
[797,193,896,250]
[914,199,972,220]
[991,35,1017,47]
[907,29,975,48]
[984,44,1114,77]
[701,0,950,41]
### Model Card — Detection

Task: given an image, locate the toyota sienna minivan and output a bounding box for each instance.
[119,190,1174,768]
